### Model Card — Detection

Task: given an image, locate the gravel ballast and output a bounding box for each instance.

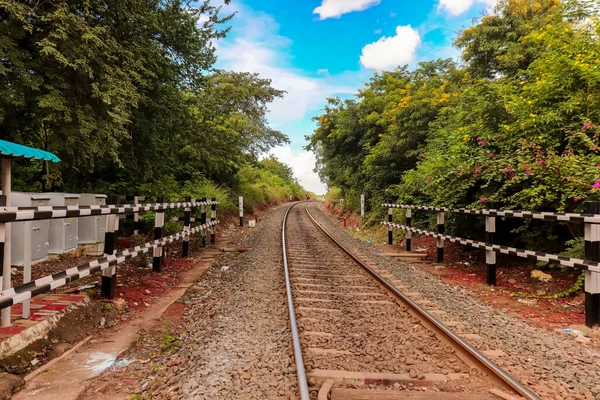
[287,205,503,396]
[141,204,298,399]
[308,202,600,400]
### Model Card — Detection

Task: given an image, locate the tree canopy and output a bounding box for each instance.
[308,0,600,214]
[1,0,301,204]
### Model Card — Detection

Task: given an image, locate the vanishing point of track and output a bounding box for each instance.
[282,201,540,400]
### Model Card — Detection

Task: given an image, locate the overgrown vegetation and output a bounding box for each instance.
[307,0,600,258]
[1,0,307,212]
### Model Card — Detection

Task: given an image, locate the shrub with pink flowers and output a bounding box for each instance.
[309,0,600,258]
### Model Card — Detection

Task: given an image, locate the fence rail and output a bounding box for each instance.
[0,200,219,223]
[0,196,220,327]
[382,203,600,223]
[382,222,600,272]
[0,220,218,310]
[382,201,600,328]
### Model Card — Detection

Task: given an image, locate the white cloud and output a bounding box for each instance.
[374,28,382,34]
[313,0,381,20]
[219,39,354,120]
[266,146,327,194]
[217,2,357,121]
[437,0,498,16]
[216,1,364,194]
[360,25,421,70]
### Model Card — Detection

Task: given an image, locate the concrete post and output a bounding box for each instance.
[22,221,31,318]
[201,197,207,248]
[152,195,165,272]
[101,194,119,299]
[437,211,445,263]
[406,209,412,252]
[182,196,191,257]
[361,194,365,220]
[485,204,497,286]
[210,198,216,244]
[387,207,393,246]
[239,196,244,227]
[585,201,600,327]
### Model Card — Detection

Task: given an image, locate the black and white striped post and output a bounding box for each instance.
[182,196,191,258]
[0,194,8,326]
[133,195,144,235]
[210,197,216,244]
[201,197,207,247]
[436,210,444,263]
[101,194,119,299]
[239,196,244,227]
[405,208,412,251]
[22,220,32,318]
[153,195,165,272]
[585,201,600,327]
[485,203,497,286]
[0,159,11,327]
[387,206,393,245]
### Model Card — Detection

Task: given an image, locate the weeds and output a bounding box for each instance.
[159,332,180,354]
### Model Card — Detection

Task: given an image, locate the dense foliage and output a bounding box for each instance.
[308,0,600,251]
[1,0,306,208]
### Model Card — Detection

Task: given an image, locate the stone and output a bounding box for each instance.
[112,298,128,313]
[0,373,25,400]
[575,335,591,345]
[49,342,72,358]
[530,270,552,282]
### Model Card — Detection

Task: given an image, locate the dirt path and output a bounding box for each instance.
[12,251,219,400]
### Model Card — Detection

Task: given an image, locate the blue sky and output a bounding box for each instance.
[212,0,498,194]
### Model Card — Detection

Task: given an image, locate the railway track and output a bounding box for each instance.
[282,202,539,400]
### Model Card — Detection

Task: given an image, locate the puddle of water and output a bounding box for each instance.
[113,358,135,368]
[84,352,117,374]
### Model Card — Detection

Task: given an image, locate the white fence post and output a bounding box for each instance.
[239,196,244,227]
[1,159,12,327]
[361,194,365,220]
[22,221,32,318]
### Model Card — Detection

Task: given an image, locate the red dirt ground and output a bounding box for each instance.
[73,204,281,313]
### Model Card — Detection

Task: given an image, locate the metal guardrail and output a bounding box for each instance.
[0,201,219,222]
[382,201,600,328]
[0,197,221,327]
[382,221,600,272]
[0,221,219,310]
[382,203,600,223]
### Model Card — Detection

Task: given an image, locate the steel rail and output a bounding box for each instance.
[282,202,310,400]
[304,203,540,400]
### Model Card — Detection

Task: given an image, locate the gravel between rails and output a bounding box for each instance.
[287,205,504,396]
[307,202,600,400]
[143,204,298,400]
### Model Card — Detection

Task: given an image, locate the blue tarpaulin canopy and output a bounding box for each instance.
[0,139,60,162]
